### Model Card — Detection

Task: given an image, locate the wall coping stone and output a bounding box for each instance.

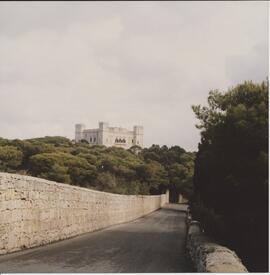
[0,172,161,198]
[186,218,248,273]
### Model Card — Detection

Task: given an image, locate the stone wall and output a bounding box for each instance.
[186,220,248,272]
[0,172,168,254]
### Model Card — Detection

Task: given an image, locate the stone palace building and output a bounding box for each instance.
[75,122,143,149]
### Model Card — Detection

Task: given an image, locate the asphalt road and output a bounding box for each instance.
[0,204,193,273]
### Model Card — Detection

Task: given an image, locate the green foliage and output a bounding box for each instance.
[128,145,143,154]
[29,152,96,186]
[27,136,72,147]
[0,136,194,198]
[191,201,228,241]
[0,145,23,171]
[192,80,268,271]
[140,145,195,198]
[79,139,89,144]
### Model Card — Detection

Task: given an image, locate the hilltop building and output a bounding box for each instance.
[75,122,143,149]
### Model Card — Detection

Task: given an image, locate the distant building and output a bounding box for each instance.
[75,122,143,149]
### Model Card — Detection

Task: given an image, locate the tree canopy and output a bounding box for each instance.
[191,80,268,272]
[0,136,195,198]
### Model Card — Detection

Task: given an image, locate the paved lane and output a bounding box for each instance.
[0,204,193,272]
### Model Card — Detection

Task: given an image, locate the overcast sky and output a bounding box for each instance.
[0,2,268,151]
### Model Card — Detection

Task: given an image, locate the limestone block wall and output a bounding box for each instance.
[0,172,168,254]
[186,220,248,272]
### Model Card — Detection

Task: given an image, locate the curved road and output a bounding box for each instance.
[0,204,193,272]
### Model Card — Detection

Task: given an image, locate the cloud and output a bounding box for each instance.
[0,2,268,151]
[226,42,268,84]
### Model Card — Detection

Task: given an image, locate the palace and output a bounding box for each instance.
[75,122,143,149]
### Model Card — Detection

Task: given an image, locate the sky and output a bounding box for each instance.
[0,1,268,151]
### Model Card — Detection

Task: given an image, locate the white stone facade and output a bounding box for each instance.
[75,122,143,149]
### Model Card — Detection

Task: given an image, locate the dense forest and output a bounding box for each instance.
[191,80,268,272]
[0,137,195,200]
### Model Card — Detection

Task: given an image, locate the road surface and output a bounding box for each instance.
[0,204,193,272]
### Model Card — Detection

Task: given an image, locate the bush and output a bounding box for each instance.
[0,146,23,171]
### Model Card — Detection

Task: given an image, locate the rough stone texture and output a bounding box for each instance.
[0,172,168,255]
[186,220,248,272]
[0,204,192,273]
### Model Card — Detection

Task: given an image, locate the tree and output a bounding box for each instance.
[128,145,143,155]
[0,134,195,200]
[136,160,169,194]
[140,144,195,199]
[0,146,23,171]
[79,139,89,144]
[29,152,96,186]
[191,80,268,272]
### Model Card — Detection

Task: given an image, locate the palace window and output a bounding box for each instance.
[115,138,126,143]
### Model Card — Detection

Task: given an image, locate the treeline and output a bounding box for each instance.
[191,80,268,272]
[0,137,195,198]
